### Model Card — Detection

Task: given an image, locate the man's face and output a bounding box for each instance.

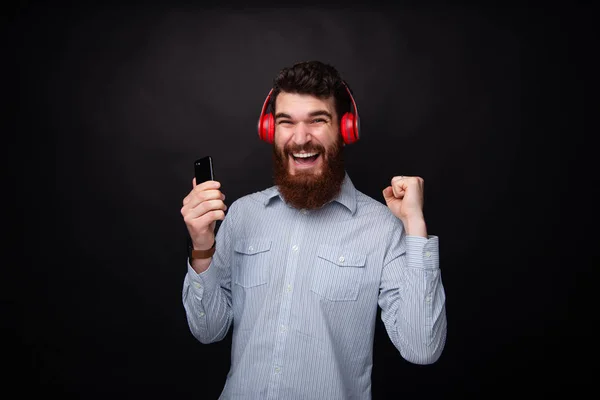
[272,91,346,210]
[273,92,340,177]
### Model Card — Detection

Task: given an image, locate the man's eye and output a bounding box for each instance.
[312,118,326,123]
[278,120,292,125]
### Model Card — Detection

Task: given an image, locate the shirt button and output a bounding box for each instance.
[286,284,292,292]
[193,282,201,289]
[249,246,254,252]
[280,325,287,333]
[338,256,345,263]
[425,295,432,303]
[301,209,308,215]
[199,312,205,317]
[274,366,281,373]
[425,251,432,258]
[292,245,298,251]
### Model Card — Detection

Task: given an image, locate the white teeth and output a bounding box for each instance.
[293,152,318,158]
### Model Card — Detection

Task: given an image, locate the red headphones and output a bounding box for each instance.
[257,81,360,145]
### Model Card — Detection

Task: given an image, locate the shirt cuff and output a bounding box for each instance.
[405,235,439,269]
[186,260,219,297]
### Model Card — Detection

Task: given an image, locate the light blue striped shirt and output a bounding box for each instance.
[182,172,447,399]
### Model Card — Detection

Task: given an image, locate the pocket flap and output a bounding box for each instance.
[317,245,366,267]
[234,239,272,255]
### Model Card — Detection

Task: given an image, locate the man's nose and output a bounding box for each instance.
[292,123,311,145]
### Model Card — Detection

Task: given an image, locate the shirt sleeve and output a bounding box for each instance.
[181,205,235,344]
[378,224,447,365]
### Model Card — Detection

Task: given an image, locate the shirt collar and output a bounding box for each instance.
[262,172,357,215]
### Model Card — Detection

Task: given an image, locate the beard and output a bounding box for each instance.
[272,135,346,210]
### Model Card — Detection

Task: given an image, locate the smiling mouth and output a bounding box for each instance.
[291,152,320,165]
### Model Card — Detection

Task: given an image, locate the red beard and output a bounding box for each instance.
[272,136,346,210]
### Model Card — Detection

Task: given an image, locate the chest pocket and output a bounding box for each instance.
[310,245,367,301]
[233,239,272,288]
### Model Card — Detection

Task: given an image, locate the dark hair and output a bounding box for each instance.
[270,60,353,123]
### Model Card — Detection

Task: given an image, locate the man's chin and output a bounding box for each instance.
[288,167,323,178]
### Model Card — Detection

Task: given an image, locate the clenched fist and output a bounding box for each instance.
[382,175,427,237]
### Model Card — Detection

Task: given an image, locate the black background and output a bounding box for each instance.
[4,1,595,398]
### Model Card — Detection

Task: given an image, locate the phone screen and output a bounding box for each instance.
[194,156,214,184]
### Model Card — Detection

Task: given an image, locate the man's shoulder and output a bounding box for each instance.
[354,188,389,213]
[351,187,400,226]
[229,186,277,210]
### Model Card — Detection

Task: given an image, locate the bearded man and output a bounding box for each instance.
[180,60,447,400]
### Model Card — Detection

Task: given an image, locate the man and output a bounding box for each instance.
[181,61,447,399]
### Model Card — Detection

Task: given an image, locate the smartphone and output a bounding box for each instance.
[194,155,221,233]
[194,156,214,185]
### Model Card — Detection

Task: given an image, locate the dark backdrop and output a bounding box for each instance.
[5,1,594,398]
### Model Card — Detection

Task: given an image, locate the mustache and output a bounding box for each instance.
[284,143,326,155]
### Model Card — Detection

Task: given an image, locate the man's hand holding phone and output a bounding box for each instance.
[181,156,226,272]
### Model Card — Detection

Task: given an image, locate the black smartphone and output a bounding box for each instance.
[194,156,214,184]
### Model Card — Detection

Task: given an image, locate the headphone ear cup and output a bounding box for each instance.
[259,113,275,143]
[340,112,358,144]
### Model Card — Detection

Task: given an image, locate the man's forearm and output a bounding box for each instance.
[183,264,232,344]
[403,215,427,238]
[191,257,212,274]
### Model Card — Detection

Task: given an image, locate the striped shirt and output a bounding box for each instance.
[182,172,447,399]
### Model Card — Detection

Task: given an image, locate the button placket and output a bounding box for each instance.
[267,210,305,399]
